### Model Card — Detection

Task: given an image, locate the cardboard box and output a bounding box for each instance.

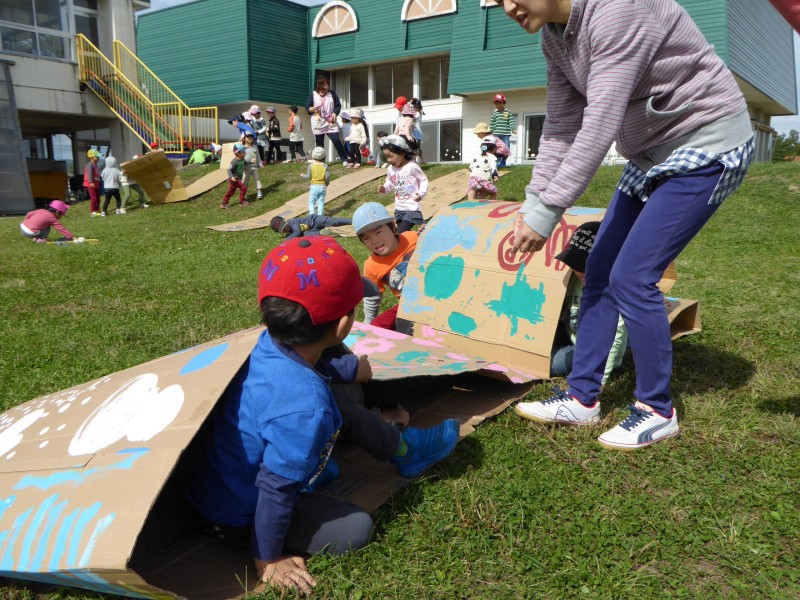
[0,324,532,598]
[398,201,701,379]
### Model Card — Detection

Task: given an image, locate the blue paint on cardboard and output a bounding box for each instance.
[396,351,430,364]
[180,342,229,375]
[448,312,477,336]
[15,448,149,491]
[424,255,465,300]
[486,267,546,335]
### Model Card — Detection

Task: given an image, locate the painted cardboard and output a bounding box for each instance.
[397,201,701,379]
[0,323,532,599]
[121,151,188,204]
[208,167,385,232]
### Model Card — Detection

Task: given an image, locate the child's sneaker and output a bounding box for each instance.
[100,211,107,217]
[256,191,263,199]
[393,418,460,478]
[353,163,361,169]
[219,203,229,209]
[141,203,150,209]
[514,386,600,425]
[240,200,250,207]
[283,159,293,163]
[90,211,100,217]
[115,209,122,215]
[119,208,127,215]
[342,161,349,168]
[597,402,679,451]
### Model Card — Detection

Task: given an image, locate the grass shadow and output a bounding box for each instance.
[759,395,800,417]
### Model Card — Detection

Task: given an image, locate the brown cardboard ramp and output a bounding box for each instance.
[121,151,188,204]
[207,167,385,232]
[184,143,237,199]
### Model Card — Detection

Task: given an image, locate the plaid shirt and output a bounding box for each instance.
[618,139,754,205]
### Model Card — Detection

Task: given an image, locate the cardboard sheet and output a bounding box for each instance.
[121,151,188,204]
[208,167,385,232]
[0,323,531,599]
[398,202,701,379]
[184,144,236,199]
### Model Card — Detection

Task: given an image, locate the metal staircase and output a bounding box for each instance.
[76,34,218,155]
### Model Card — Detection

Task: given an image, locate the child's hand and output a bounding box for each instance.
[378,185,386,194]
[493,176,499,181]
[413,193,422,203]
[355,355,372,383]
[255,556,316,593]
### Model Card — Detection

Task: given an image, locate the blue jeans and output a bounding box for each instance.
[495,134,511,167]
[567,162,726,417]
[309,184,326,215]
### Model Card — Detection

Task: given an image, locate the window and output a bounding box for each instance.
[402,0,457,21]
[525,115,545,159]
[349,67,368,107]
[312,1,358,38]
[374,61,413,106]
[417,119,461,162]
[419,56,449,101]
[0,0,71,59]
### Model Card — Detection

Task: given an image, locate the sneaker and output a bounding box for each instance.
[514,386,600,425]
[100,212,107,217]
[256,191,263,199]
[352,163,361,169]
[219,203,229,209]
[240,200,250,207]
[342,161,349,167]
[393,418,460,478]
[119,208,127,215]
[115,209,122,215]
[283,159,293,164]
[90,211,100,217]
[141,203,150,209]
[34,238,48,243]
[597,402,679,451]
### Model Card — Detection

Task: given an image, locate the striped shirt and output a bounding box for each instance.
[525,0,747,215]
[489,109,516,136]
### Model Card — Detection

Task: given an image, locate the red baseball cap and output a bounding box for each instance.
[149,141,160,149]
[493,94,506,103]
[257,237,363,324]
[394,96,408,110]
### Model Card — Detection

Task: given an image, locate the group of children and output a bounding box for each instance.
[83,147,151,218]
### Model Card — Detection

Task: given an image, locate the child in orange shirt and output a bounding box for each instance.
[353,202,417,330]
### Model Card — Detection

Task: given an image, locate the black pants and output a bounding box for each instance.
[289,141,306,160]
[267,140,282,163]
[314,132,348,162]
[346,142,362,166]
[102,189,122,212]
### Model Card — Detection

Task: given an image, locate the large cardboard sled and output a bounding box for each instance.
[0,202,700,598]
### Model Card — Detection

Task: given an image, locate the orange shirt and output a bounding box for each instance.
[363,231,418,298]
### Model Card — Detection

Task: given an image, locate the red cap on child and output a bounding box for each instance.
[257,237,363,324]
[493,94,506,103]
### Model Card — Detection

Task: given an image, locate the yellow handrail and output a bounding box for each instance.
[75,34,218,154]
[113,39,218,148]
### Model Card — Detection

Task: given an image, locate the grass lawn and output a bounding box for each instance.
[0,161,798,599]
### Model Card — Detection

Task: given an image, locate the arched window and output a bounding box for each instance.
[401,0,457,22]
[312,1,358,38]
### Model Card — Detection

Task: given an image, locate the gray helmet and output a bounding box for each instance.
[353,202,394,235]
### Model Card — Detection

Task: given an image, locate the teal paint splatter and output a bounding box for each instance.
[474,270,480,277]
[424,254,465,300]
[448,312,477,336]
[486,267,546,335]
[396,351,430,364]
[453,201,488,209]
[415,215,480,266]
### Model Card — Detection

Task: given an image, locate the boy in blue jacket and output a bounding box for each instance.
[187,237,458,593]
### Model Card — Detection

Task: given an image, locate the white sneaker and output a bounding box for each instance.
[100,212,107,217]
[515,387,600,425]
[283,159,293,163]
[119,208,127,214]
[342,161,349,167]
[115,209,122,215]
[256,191,263,199]
[142,203,150,209]
[597,402,679,451]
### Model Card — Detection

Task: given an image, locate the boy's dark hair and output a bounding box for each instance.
[260,296,345,346]
[376,130,389,138]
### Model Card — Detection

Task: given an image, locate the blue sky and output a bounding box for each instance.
[144,1,800,134]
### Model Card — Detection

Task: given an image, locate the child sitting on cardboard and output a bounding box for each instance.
[186,236,458,593]
[516,222,628,424]
[354,201,418,331]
